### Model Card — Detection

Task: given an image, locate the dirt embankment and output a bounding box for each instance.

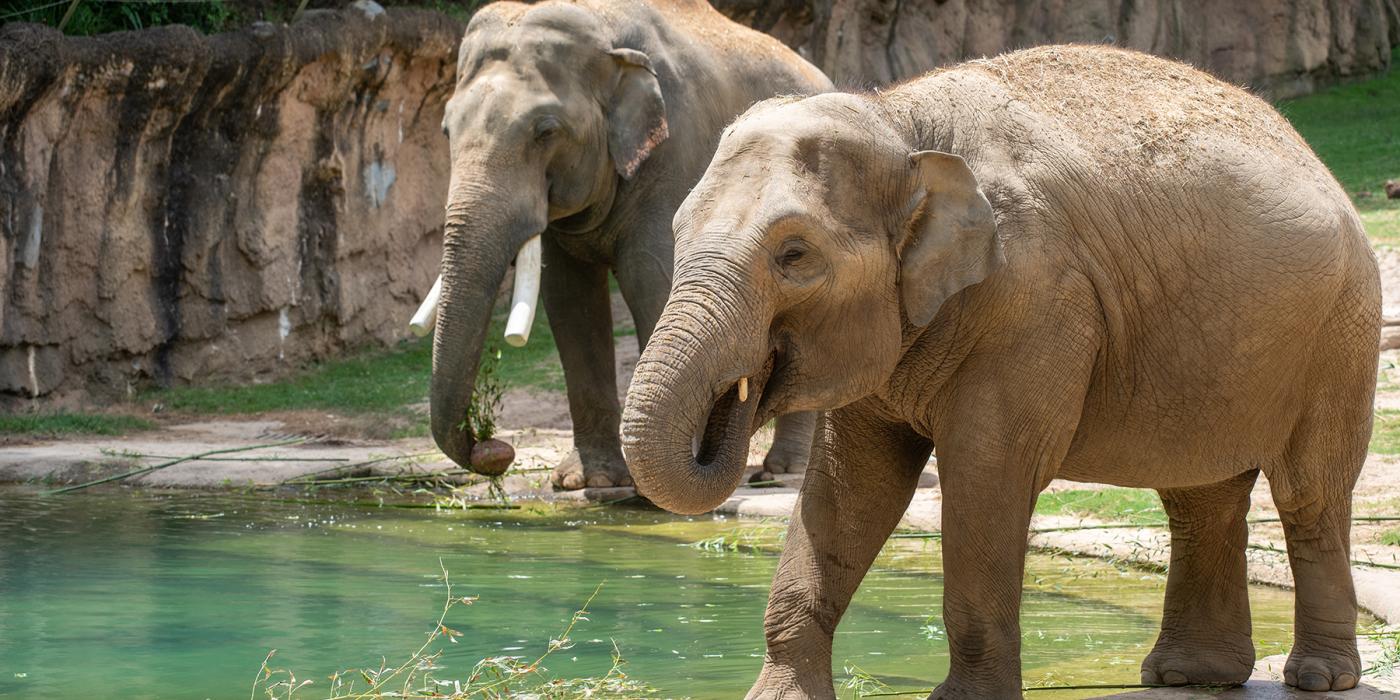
[716,0,1400,99]
[0,7,462,404]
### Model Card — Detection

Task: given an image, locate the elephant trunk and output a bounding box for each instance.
[430,177,544,472]
[623,276,766,514]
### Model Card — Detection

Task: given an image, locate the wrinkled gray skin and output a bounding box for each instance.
[623,46,1379,698]
[431,0,830,489]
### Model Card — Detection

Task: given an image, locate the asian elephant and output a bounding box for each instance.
[431,0,830,489]
[622,46,1379,698]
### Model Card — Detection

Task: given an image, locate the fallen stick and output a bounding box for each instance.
[862,684,1192,697]
[294,470,479,486]
[99,449,346,463]
[281,451,442,483]
[46,438,306,495]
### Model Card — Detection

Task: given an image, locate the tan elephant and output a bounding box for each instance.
[622,46,1379,698]
[429,0,830,489]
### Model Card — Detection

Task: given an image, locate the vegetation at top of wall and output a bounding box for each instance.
[0,412,155,437]
[0,0,486,35]
[1034,487,1166,525]
[1281,48,1400,246]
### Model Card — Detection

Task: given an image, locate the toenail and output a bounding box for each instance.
[1298,672,1331,692]
[1160,671,1188,686]
[1333,672,1357,690]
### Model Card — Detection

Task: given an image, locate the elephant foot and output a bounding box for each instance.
[750,443,811,484]
[1141,635,1253,687]
[1283,635,1360,692]
[927,678,1021,699]
[744,663,833,700]
[762,446,808,475]
[551,448,633,491]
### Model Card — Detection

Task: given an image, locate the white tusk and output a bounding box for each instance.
[408,275,443,338]
[504,235,542,348]
[738,377,748,403]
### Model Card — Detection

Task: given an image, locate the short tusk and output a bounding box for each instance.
[408,275,443,338]
[738,377,748,403]
[504,235,542,348]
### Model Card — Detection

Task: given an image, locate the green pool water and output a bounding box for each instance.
[0,487,1302,699]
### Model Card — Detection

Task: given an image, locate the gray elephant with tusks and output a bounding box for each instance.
[623,46,1379,698]
[425,0,831,488]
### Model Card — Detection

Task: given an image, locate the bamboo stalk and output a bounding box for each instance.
[1248,543,1400,571]
[281,452,442,483]
[56,0,81,31]
[861,683,1209,697]
[100,450,347,463]
[46,438,306,495]
[295,470,479,486]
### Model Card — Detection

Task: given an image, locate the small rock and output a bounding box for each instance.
[470,439,515,476]
[1381,325,1400,351]
[1386,179,1400,199]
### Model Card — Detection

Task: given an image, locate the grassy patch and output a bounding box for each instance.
[1035,487,1165,524]
[0,412,154,437]
[1280,50,1400,245]
[1381,528,1400,547]
[148,300,565,432]
[1371,409,1400,455]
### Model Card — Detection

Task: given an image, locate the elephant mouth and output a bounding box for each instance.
[694,351,785,465]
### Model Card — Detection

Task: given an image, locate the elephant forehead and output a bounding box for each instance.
[462,4,608,78]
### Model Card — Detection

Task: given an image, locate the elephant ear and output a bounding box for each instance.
[898,150,1003,327]
[607,48,668,180]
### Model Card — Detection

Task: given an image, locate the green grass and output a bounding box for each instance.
[1280,49,1400,245]
[147,300,565,434]
[1035,487,1165,524]
[1371,409,1400,455]
[1381,528,1400,547]
[0,412,154,437]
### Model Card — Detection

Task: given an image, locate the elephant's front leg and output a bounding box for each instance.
[541,235,630,490]
[933,394,1090,699]
[749,402,930,700]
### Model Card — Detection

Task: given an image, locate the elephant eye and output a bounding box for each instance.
[534,116,562,143]
[777,242,807,267]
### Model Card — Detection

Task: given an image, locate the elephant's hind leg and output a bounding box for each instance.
[754,411,818,481]
[1266,280,1373,692]
[1143,470,1258,686]
[747,402,930,700]
[1268,420,1367,691]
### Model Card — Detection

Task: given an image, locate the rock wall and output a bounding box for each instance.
[3,0,1396,403]
[0,7,461,402]
[716,0,1400,98]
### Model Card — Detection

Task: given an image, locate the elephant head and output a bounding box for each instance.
[431,3,668,471]
[621,94,1002,514]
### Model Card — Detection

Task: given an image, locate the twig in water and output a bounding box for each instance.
[46,438,306,495]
